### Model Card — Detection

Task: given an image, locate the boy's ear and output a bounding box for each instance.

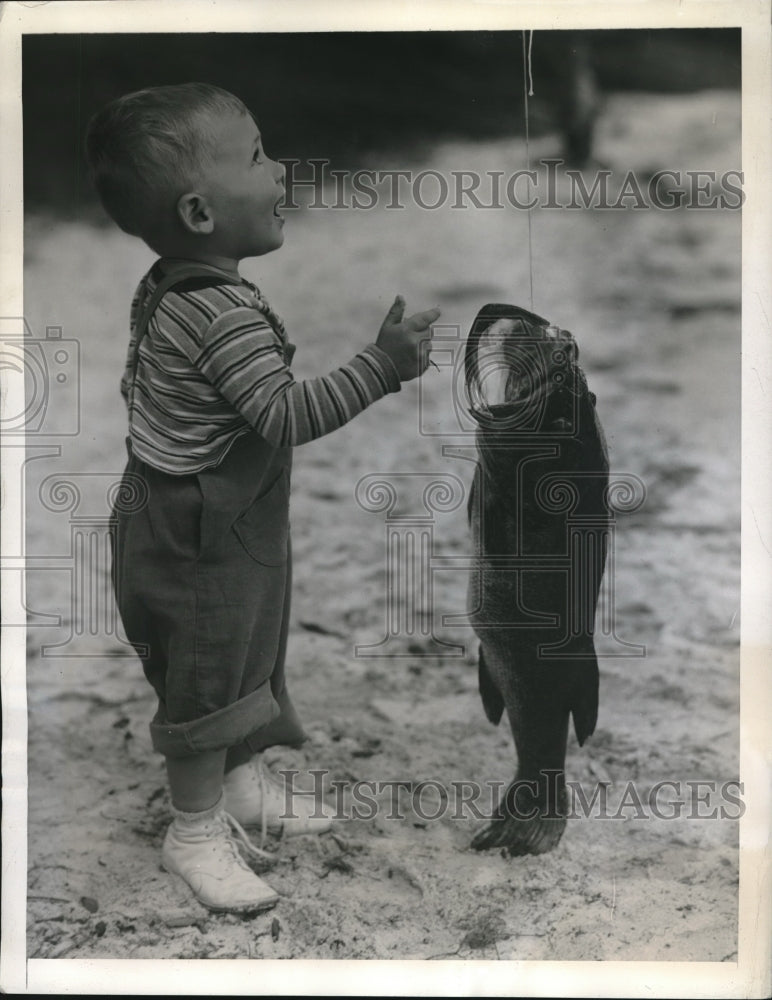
[176,192,215,235]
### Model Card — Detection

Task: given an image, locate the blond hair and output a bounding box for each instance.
[85,82,248,240]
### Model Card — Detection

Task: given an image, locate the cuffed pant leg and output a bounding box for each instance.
[224,543,307,771]
[150,676,282,757]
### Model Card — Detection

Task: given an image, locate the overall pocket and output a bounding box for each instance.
[232,468,290,566]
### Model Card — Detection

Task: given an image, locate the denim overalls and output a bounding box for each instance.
[110,263,307,769]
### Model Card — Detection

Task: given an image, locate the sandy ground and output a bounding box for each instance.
[22,91,741,962]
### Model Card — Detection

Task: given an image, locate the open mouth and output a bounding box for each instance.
[464,306,579,428]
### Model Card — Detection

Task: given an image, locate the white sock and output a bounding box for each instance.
[170,791,225,825]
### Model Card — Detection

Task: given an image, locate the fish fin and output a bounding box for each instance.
[478,645,505,725]
[467,464,480,525]
[570,660,599,746]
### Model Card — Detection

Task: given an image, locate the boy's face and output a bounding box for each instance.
[196,109,286,259]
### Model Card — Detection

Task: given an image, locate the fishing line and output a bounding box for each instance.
[521,29,535,311]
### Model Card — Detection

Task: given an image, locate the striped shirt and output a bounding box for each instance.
[121,262,402,474]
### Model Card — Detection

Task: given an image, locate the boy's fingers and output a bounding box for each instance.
[383,294,406,324]
[406,306,442,331]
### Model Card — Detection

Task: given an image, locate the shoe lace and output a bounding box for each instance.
[256,756,289,791]
[215,807,277,866]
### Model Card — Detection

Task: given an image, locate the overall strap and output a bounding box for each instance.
[127,262,241,419]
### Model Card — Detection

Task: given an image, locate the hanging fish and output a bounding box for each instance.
[465,303,609,855]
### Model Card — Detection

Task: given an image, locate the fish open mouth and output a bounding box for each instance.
[464,304,580,430]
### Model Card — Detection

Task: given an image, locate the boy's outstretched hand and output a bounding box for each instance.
[376,295,441,382]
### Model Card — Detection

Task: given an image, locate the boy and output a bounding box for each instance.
[86,83,440,913]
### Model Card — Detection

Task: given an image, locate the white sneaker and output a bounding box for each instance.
[224,756,334,839]
[161,799,279,913]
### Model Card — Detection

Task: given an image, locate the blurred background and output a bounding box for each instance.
[23,29,739,215]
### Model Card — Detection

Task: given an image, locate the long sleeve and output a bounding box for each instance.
[196,306,401,447]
